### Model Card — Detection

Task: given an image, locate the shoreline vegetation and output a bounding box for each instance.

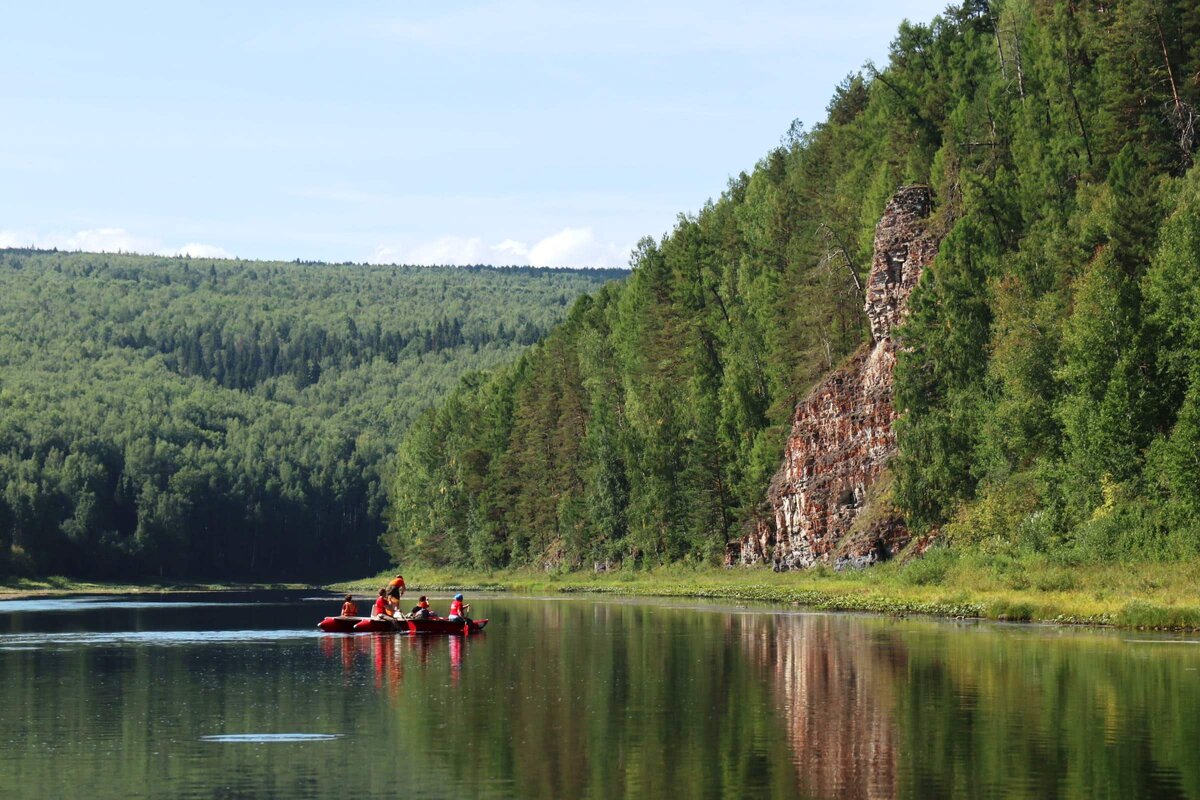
[0,578,313,599]
[334,552,1200,631]
[5,552,1199,630]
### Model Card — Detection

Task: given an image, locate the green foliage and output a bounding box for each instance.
[388,0,1200,572]
[0,251,616,580]
[891,0,1200,557]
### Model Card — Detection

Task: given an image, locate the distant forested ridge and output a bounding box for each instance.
[384,0,1200,570]
[0,250,621,580]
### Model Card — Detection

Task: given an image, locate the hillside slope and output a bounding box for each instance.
[0,250,620,580]
[385,0,1200,572]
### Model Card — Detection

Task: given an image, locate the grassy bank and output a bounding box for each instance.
[0,577,313,599]
[335,550,1200,630]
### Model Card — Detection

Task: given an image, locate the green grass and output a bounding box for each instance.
[334,551,1200,630]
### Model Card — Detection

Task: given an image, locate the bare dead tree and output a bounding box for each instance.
[1153,10,1196,167]
[817,223,865,300]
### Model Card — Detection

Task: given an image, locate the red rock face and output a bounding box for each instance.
[731,186,938,569]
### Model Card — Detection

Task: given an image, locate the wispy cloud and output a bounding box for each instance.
[0,153,67,172]
[175,242,232,259]
[290,186,392,205]
[64,227,157,254]
[0,227,232,259]
[0,229,37,249]
[371,227,629,269]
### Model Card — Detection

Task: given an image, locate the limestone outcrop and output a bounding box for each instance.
[730,185,938,569]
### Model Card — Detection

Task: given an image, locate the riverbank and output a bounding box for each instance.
[335,551,1200,630]
[0,578,314,599]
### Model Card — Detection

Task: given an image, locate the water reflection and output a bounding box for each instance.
[1,594,1199,799]
[741,614,900,799]
[740,613,1200,799]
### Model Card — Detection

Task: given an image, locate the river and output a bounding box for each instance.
[0,591,1197,799]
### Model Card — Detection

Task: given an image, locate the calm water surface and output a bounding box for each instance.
[1,591,1198,799]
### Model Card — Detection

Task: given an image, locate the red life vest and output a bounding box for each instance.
[449,599,464,617]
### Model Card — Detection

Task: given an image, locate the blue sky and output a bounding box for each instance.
[1,1,948,268]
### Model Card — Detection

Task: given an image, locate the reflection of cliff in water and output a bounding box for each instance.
[741,614,904,800]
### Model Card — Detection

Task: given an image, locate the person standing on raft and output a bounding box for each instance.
[384,574,406,616]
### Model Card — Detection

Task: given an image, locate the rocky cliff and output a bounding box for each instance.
[730,185,938,569]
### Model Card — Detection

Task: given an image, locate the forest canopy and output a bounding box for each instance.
[0,250,620,580]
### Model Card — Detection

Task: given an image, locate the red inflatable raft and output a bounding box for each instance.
[317,616,367,633]
[317,615,488,634]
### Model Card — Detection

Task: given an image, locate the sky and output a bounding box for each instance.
[0,1,949,269]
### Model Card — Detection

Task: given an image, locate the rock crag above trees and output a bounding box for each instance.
[732,186,938,569]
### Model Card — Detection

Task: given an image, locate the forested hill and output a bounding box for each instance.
[385,0,1200,571]
[0,250,622,580]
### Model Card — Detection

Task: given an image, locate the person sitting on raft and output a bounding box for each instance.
[372,588,396,620]
[341,594,358,618]
[448,593,472,625]
[410,595,434,620]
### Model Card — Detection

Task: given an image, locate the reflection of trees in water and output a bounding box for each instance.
[311,602,808,797]
[893,627,1200,799]
[432,600,806,799]
[740,614,904,800]
[11,602,1198,799]
[743,613,1200,800]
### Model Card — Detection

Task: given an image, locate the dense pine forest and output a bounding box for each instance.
[384,0,1200,571]
[0,251,620,580]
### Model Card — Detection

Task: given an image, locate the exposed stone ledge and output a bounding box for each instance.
[729,185,938,570]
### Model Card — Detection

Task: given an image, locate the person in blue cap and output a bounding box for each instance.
[448,593,472,625]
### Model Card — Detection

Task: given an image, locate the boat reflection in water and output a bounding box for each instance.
[318,630,476,696]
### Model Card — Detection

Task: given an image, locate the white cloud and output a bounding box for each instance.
[371,227,628,269]
[0,227,232,260]
[528,228,596,267]
[493,239,531,262]
[64,227,156,254]
[0,230,37,248]
[392,236,492,266]
[176,242,232,259]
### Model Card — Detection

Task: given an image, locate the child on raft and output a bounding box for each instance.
[410,595,434,619]
[448,593,472,625]
[341,594,358,617]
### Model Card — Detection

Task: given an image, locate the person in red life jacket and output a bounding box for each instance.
[410,595,433,620]
[372,588,395,620]
[341,594,358,618]
[448,593,472,626]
